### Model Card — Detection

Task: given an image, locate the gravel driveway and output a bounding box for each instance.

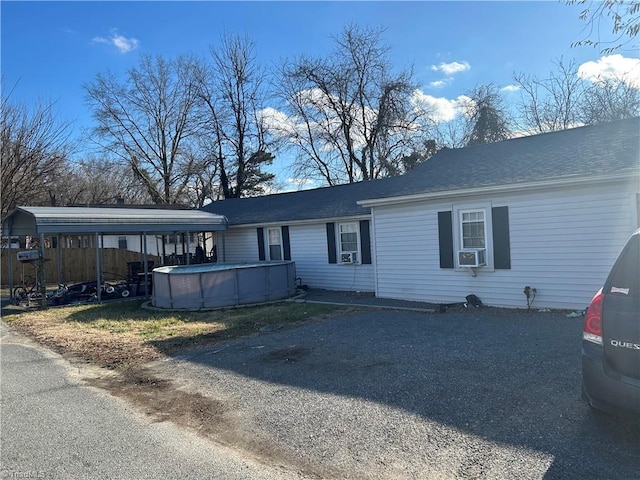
[150,307,640,479]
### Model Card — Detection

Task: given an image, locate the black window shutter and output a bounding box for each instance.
[257,228,265,261]
[282,226,291,260]
[326,223,337,264]
[359,220,372,264]
[438,211,454,269]
[492,206,511,269]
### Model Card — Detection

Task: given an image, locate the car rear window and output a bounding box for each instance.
[606,234,640,298]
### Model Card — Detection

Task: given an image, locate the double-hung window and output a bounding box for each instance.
[460,210,486,249]
[339,222,359,263]
[267,227,283,261]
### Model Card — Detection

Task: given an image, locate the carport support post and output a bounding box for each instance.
[7,221,14,300]
[142,232,149,298]
[186,231,190,265]
[95,232,101,303]
[39,233,47,309]
[221,232,226,263]
[56,235,62,286]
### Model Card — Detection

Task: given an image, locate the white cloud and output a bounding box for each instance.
[431,61,471,76]
[258,107,297,136]
[501,84,520,93]
[286,178,317,190]
[411,89,472,123]
[92,30,139,54]
[578,54,640,89]
[429,79,450,88]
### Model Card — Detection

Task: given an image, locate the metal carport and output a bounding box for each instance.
[2,206,228,306]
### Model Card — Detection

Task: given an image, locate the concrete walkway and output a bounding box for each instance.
[299,288,439,312]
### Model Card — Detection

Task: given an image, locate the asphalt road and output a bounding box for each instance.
[0,321,307,480]
[149,307,640,480]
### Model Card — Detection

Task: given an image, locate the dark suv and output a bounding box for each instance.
[582,228,640,414]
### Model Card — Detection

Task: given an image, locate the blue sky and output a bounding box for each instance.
[2,1,638,185]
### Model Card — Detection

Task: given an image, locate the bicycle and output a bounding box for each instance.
[13,277,41,305]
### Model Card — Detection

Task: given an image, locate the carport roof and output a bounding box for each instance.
[2,206,228,236]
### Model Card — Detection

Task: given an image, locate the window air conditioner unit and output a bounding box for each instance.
[341,252,357,264]
[457,249,486,267]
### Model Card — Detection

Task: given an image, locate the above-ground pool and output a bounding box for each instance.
[152,261,296,309]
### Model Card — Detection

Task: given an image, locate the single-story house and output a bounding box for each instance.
[203,117,640,310]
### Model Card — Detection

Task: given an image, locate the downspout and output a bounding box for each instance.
[370,208,379,298]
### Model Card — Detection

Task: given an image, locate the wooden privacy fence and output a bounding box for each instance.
[1,248,161,286]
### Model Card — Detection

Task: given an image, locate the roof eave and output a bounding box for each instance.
[2,207,228,236]
[357,172,639,208]
[225,213,372,229]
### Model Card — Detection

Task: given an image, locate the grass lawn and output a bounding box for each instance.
[2,300,349,369]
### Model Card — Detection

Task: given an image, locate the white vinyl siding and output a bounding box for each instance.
[372,183,638,310]
[291,223,374,291]
[222,229,260,263]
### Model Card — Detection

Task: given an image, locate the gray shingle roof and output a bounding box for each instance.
[371,115,639,200]
[202,117,639,225]
[201,180,378,224]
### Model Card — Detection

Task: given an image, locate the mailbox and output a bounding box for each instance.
[17,250,40,263]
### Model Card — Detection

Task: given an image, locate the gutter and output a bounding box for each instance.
[224,214,372,229]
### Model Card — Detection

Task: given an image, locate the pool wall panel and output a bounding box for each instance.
[151,261,296,310]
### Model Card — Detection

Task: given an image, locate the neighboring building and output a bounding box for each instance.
[204,118,640,309]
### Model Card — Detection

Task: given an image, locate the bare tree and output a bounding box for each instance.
[429,118,470,149]
[85,54,204,205]
[463,84,511,146]
[568,0,640,54]
[51,157,153,206]
[181,145,219,207]
[579,74,640,123]
[1,93,72,220]
[515,58,639,132]
[276,25,426,185]
[514,58,584,133]
[196,34,275,199]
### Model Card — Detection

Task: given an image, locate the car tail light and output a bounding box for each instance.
[583,289,603,345]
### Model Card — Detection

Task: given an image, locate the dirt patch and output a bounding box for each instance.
[87,367,229,435]
[84,364,344,479]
